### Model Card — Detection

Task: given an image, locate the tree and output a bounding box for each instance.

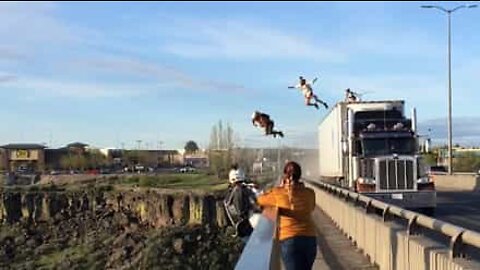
[60,154,87,171]
[123,150,147,166]
[86,150,107,169]
[422,152,438,166]
[453,152,480,173]
[232,147,257,175]
[184,141,199,154]
[72,155,88,171]
[208,121,235,178]
[60,155,74,170]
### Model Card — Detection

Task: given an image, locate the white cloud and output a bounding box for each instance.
[0,72,16,83]
[157,14,443,63]
[9,78,145,98]
[0,47,27,62]
[322,73,444,105]
[161,19,346,62]
[317,61,475,118]
[74,57,246,93]
[0,2,84,49]
[339,27,444,59]
[419,117,480,146]
[0,2,249,96]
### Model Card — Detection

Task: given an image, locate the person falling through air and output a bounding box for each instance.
[288,76,328,110]
[251,111,284,138]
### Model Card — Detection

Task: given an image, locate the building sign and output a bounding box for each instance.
[10,150,39,161]
[16,150,30,159]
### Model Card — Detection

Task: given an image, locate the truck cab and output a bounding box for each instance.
[319,100,436,213]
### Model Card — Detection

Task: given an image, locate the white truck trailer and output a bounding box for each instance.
[318,100,436,212]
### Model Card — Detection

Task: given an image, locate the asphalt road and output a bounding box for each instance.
[435,191,480,232]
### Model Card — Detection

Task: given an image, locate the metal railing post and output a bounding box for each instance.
[407,215,419,236]
[450,231,466,259]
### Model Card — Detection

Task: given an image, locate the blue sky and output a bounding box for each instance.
[0,1,479,149]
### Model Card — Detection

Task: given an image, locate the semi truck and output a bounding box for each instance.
[318,100,436,213]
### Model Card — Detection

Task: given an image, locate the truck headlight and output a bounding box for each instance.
[417,177,430,184]
[358,177,376,185]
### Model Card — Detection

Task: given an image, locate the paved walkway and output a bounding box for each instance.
[311,207,378,270]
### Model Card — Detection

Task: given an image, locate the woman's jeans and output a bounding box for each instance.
[280,236,317,270]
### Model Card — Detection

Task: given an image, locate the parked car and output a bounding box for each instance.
[16,166,33,175]
[50,170,62,175]
[427,165,448,175]
[134,164,146,173]
[100,168,112,174]
[178,167,196,173]
[87,169,99,175]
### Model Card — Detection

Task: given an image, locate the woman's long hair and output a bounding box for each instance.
[284,161,301,183]
[283,161,302,207]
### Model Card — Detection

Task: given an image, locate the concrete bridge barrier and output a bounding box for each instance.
[306,180,480,270]
[234,208,280,270]
[431,173,480,191]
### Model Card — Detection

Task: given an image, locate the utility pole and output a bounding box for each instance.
[277,139,281,180]
[136,140,142,150]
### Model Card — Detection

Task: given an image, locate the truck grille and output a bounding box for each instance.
[360,158,375,178]
[378,159,414,190]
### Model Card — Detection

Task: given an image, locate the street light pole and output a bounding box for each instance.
[136,140,142,150]
[447,10,452,175]
[421,4,477,175]
[277,139,281,179]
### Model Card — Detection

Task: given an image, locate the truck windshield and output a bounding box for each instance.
[362,138,415,156]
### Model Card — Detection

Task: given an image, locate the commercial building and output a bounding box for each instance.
[0,144,46,172]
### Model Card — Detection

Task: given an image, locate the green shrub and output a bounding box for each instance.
[96,184,114,192]
[114,174,227,191]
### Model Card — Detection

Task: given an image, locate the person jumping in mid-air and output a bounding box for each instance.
[345,88,359,103]
[251,111,284,138]
[288,76,328,110]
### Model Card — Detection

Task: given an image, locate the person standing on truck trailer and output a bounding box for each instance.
[257,161,317,270]
[345,88,359,102]
[251,111,284,138]
[288,76,328,110]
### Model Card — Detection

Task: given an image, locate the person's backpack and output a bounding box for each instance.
[224,186,242,225]
[224,185,254,237]
[235,218,253,238]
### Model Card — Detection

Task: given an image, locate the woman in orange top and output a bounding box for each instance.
[257,161,317,270]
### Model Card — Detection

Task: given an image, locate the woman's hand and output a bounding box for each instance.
[280,175,293,187]
[262,206,278,222]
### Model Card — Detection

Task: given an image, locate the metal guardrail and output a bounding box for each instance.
[305,179,480,259]
[234,208,280,270]
[427,172,480,176]
[235,176,282,270]
[448,172,479,175]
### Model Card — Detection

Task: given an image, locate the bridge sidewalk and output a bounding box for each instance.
[311,207,378,270]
